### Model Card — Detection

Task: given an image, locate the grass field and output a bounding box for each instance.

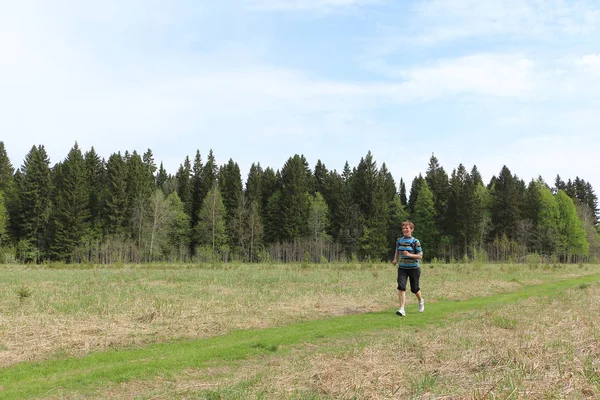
[0,261,599,399]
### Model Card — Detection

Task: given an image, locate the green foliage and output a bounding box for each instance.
[278,155,311,241]
[49,143,91,261]
[489,165,525,241]
[0,271,597,399]
[195,184,227,255]
[0,190,7,244]
[104,153,128,234]
[166,192,191,260]
[413,182,438,261]
[0,142,599,264]
[18,145,52,254]
[556,190,589,258]
[0,141,14,191]
[219,158,243,253]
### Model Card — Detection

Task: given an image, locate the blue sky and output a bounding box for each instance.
[1,0,599,194]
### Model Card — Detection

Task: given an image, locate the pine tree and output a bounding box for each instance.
[156,162,169,193]
[425,154,450,250]
[83,147,105,234]
[554,175,565,192]
[337,162,361,258]
[351,151,377,220]
[279,155,310,241]
[18,145,52,259]
[190,151,204,231]
[104,152,128,235]
[244,199,264,262]
[245,162,263,207]
[314,160,328,197]
[260,167,279,242]
[49,143,91,261]
[399,178,407,206]
[4,171,23,244]
[219,159,243,253]
[0,190,7,245]
[126,151,152,246]
[463,168,486,255]
[412,181,438,262]
[470,166,483,186]
[408,174,425,217]
[387,193,409,254]
[201,150,218,206]
[263,191,282,244]
[175,156,191,215]
[447,164,468,257]
[489,165,524,242]
[0,141,14,192]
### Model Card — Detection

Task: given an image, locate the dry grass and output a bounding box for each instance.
[0,261,598,389]
[71,285,600,400]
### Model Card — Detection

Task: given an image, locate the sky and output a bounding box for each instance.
[1,0,599,194]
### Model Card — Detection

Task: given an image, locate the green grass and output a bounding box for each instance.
[0,273,598,399]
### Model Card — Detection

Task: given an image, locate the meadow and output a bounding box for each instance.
[0,261,599,399]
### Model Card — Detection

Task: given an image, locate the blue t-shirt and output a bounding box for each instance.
[397,236,422,269]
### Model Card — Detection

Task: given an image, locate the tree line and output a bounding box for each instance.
[0,141,598,264]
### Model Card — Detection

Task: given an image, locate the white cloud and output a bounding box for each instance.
[413,0,600,43]
[392,54,536,100]
[576,53,600,68]
[245,0,382,14]
[1,0,599,195]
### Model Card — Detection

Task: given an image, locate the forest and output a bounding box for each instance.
[0,141,598,264]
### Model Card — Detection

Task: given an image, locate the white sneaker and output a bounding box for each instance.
[396,308,406,316]
[418,300,425,313]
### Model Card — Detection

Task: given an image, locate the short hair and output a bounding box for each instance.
[402,221,415,230]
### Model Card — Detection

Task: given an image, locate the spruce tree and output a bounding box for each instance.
[408,174,425,217]
[156,162,169,193]
[190,151,203,226]
[425,154,450,251]
[219,159,243,252]
[104,152,128,235]
[0,141,14,191]
[314,160,329,197]
[126,151,152,245]
[244,198,264,262]
[489,165,524,242]
[0,191,7,245]
[412,181,438,262]
[49,143,90,261]
[84,147,105,234]
[278,154,310,241]
[19,145,52,259]
[245,162,263,207]
[201,150,218,205]
[175,156,191,215]
[337,162,361,258]
[399,178,407,206]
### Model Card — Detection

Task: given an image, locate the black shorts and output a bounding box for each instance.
[397,267,421,293]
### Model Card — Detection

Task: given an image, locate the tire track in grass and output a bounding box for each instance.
[1,274,599,399]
